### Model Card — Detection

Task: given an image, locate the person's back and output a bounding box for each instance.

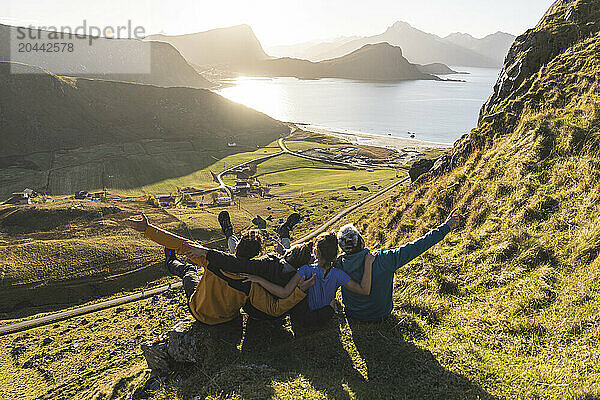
[297,264,352,311]
[337,249,395,321]
[336,210,460,322]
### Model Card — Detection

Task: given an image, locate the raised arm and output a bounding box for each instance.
[378,209,461,271]
[125,214,208,265]
[241,273,302,299]
[344,253,375,295]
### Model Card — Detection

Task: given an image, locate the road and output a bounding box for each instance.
[278,137,359,170]
[0,135,409,336]
[191,131,392,197]
[293,175,409,245]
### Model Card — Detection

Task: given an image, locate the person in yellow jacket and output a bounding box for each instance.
[125,214,313,325]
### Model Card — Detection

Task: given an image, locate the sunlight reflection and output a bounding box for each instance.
[218,76,289,120]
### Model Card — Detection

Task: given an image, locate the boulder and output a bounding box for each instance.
[431,155,451,175]
[252,216,267,229]
[409,159,434,182]
[141,321,200,373]
[140,318,244,375]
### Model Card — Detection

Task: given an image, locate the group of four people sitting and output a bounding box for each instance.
[125,208,460,328]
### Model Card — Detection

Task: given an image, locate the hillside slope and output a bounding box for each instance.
[237,43,440,81]
[349,0,600,397]
[0,62,286,197]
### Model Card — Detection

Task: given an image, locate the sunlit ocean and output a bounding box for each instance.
[216,67,500,144]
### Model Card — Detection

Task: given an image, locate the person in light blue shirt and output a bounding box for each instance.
[241,232,375,326]
[336,209,461,322]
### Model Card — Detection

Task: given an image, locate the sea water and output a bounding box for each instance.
[215,67,500,144]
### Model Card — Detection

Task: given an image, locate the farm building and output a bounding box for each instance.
[5,191,33,205]
[217,197,232,206]
[158,195,178,207]
[235,181,251,196]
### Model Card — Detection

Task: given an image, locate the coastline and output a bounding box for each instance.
[300,124,453,152]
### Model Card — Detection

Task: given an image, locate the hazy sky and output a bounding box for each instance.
[2,0,555,47]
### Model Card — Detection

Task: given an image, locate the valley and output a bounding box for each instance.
[2,0,600,399]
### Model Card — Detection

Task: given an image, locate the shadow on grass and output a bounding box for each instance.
[142,313,496,399]
[343,315,497,399]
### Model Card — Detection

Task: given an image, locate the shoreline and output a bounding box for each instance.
[299,124,453,152]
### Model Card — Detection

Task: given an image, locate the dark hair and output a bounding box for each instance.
[285,242,313,269]
[315,232,338,271]
[235,230,262,259]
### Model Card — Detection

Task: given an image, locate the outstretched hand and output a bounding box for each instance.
[445,208,461,230]
[298,273,315,292]
[125,213,149,232]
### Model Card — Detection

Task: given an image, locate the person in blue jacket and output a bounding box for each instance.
[335,209,461,322]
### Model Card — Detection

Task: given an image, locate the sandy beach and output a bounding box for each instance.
[301,124,453,153]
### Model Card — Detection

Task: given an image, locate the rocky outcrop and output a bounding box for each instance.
[449,0,600,165]
[409,159,434,182]
[480,0,600,120]
[141,321,199,373]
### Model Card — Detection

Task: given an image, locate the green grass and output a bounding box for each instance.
[0,289,491,400]
[113,143,283,196]
[332,13,600,399]
[284,140,350,153]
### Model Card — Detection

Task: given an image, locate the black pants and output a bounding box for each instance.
[289,298,335,328]
[167,259,200,300]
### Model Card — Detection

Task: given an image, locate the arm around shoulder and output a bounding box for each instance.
[344,253,375,295]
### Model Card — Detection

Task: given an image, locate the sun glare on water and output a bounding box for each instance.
[217,76,291,118]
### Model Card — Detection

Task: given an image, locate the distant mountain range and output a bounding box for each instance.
[236,43,444,81]
[443,31,516,65]
[268,21,516,67]
[0,23,214,89]
[145,26,464,82]
[145,24,270,68]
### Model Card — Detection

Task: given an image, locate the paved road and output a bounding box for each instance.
[0,135,409,336]
[278,137,359,170]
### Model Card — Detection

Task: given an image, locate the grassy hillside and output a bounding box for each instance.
[341,0,600,397]
[0,136,399,317]
[0,62,287,197]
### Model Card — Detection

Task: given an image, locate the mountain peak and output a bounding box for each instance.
[445,32,475,40]
[343,42,404,58]
[387,21,413,32]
